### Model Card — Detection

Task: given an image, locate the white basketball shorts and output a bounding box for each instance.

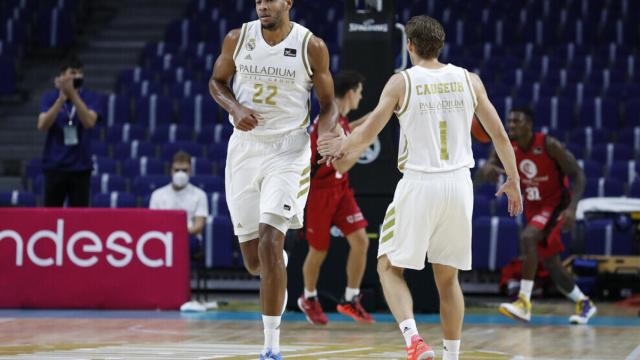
[378,167,473,271]
[225,128,311,243]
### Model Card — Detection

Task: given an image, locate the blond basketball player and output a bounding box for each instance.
[319,16,523,360]
[209,0,338,358]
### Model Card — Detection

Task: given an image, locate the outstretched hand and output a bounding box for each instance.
[495,178,523,217]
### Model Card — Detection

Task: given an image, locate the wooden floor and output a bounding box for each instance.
[0,301,639,360]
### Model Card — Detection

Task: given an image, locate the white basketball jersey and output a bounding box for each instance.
[231,20,313,136]
[396,64,477,173]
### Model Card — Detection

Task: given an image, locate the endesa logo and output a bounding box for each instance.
[0,219,173,268]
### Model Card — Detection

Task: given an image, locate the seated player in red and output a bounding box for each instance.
[297,71,374,325]
[477,106,597,324]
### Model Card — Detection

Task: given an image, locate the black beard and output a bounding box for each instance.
[261,21,277,30]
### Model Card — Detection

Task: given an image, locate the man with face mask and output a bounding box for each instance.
[149,151,209,244]
[37,56,101,207]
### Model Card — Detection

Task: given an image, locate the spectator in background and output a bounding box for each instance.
[149,151,209,250]
[37,56,100,207]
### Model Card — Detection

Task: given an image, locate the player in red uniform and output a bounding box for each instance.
[297,71,374,325]
[478,107,597,324]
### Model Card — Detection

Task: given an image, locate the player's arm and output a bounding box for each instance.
[322,74,402,159]
[332,149,362,173]
[307,36,338,135]
[470,72,523,216]
[546,136,586,229]
[208,29,261,131]
[348,112,370,131]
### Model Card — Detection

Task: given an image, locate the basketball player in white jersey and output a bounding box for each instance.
[319,16,523,360]
[209,1,338,359]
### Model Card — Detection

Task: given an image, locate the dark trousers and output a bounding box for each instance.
[44,170,91,207]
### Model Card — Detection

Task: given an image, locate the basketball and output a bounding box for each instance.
[471,116,491,143]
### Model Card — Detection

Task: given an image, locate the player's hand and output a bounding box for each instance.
[558,206,577,230]
[318,129,346,165]
[232,106,262,131]
[479,164,505,183]
[495,177,523,217]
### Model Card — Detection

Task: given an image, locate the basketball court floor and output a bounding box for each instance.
[0,300,639,360]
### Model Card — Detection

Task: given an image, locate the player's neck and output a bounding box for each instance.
[413,58,445,69]
[261,20,293,46]
[517,133,535,150]
[337,99,350,117]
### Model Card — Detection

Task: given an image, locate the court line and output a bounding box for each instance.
[625,345,640,360]
[286,347,373,357]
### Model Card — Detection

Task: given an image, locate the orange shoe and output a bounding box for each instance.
[406,335,434,360]
[336,295,375,323]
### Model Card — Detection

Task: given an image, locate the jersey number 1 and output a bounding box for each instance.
[253,83,277,105]
[439,120,449,160]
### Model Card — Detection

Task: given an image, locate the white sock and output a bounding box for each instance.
[262,315,281,354]
[443,339,461,360]
[567,285,587,302]
[304,288,317,299]
[399,318,419,347]
[519,279,534,302]
[344,287,360,302]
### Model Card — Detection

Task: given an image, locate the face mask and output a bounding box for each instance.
[172,171,189,188]
[73,77,84,89]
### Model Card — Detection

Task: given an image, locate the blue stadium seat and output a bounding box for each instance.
[90,142,109,157]
[207,142,228,163]
[25,158,42,180]
[179,95,219,133]
[113,140,156,160]
[105,123,145,144]
[149,124,194,144]
[214,123,234,143]
[103,94,131,126]
[590,143,633,167]
[0,55,16,95]
[472,216,520,271]
[191,157,213,176]
[149,52,188,73]
[577,159,604,178]
[584,177,625,198]
[164,19,201,48]
[534,96,574,130]
[169,80,207,99]
[122,80,164,99]
[608,160,638,186]
[191,175,223,193]
[630,181,640,198]
[208,191,229,217]
[135,95,173,131]
[132,175,171,198]
[565,143,585,160]
[159,67,194,85]
[122,157,165,178]
[92,192,137,208]
[623,100,640,127]
[91,174,126,194]
[616,126,639,155]
[116,67,153,93]
[92,156,116,175]
[196,125,215,145]
[0,191,36,207]
[141,41,179,65]
[578,97,617,129]
[204,215,234,268]
[473,194,492,218]
[584,219,633,255]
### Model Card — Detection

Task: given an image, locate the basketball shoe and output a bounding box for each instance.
[297,295,328,325]
[406,335,434,360]
[337,294,375,323]
[260,350,282,360]
[499,294,532,322]
[569,298,597,325]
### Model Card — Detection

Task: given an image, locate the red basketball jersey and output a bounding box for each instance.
[512,132,569,207]
[309,114,351,187]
